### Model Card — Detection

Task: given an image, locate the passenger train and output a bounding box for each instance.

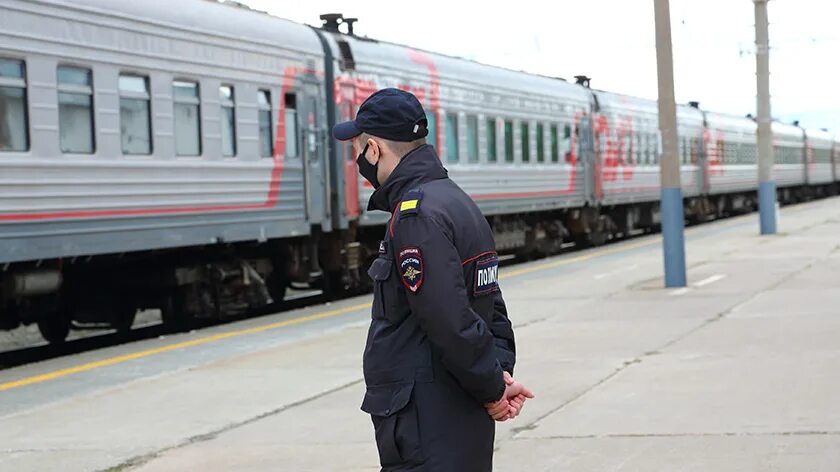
[1,0,837,342]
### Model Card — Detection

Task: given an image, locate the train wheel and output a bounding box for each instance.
[161,291,193,333]
[37,309,71,344]
[110,306,137,333]
[320,270,344,301]
[267,269,288,307]
[574,216,609,248]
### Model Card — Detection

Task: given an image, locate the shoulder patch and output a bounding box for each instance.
[398,189,423,218]
[474,255,500,296]
[398,246,424,293]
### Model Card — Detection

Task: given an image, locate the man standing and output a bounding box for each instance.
[334,88,533,471]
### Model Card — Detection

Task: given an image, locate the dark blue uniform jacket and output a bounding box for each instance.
[361,144,516,472]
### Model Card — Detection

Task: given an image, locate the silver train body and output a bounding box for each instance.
[1,0,837,341]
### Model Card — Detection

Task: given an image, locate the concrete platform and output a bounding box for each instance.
[1,197,839,471]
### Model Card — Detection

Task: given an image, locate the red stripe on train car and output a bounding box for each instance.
[0,67,321,222]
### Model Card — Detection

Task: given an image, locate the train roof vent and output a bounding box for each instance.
[574,75,591,88]
[343,18,358,36]
[338,40,356,71]
[320,13,343,33]
[793,120,800,127]
[689,101,700,108]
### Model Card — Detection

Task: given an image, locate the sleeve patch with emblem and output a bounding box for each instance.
[474,255,500,296]
[398,246,424,293]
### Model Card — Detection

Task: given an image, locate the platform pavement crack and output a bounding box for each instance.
[102,378,364,472]
[654,258,815,355]
[501,256,817,447]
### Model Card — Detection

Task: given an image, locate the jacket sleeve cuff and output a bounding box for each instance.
[481,371,507,404]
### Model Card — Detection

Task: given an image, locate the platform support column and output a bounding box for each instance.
[755,0,777,235]
[654,0,687,288]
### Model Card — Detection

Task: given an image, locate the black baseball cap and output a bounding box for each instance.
[333,88,429,142]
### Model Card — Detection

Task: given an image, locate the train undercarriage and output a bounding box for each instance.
[1,182,837,344]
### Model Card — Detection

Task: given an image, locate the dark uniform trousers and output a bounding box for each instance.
[361,145,516,472]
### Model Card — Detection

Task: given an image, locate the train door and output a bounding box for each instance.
[300,79,331,232]
[697,130,710,194]
[578,114,598,204]
[338,81,360,220]
[802,130,814,185]
[697,126,715,195]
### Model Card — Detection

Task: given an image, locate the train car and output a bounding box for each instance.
[315,24,593,253]
[587,92,705,203]
[771,121,807,196]
[0,0,332,340]
[586,91,710,226]
[803,128,834,188]
[703,111,759,213]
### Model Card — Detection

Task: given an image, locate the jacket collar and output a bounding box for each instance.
[367,144,448,212]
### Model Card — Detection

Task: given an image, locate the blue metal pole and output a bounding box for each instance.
[758,181,777,234]
[661,187,687,287]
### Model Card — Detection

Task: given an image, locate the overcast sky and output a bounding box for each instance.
[242,0,838,133]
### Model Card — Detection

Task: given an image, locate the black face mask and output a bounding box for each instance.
[357,143,380,189]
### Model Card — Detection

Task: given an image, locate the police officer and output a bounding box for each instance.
[334,88,534,472]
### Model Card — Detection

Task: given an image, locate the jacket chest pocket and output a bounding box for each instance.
[368,256,401,321]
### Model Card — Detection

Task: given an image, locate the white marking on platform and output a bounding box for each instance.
[694,274,727,288]
[594,264,638,280]
[669,287,691,296]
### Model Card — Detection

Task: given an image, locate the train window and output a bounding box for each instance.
[746,143,757,163]
[563,124,573,163]
[690,137,696,164]
[816,146,831,163]
[654,133,661,164]
[504,120,513,162]
[536,123,545,162]
[633,132,641,165]
[521,122,530,163]
[486,118,497,162]
[173,80,201,156]
[637,133,644,164]
[58,66,95,154]
[445,112,459,163]
[652,133,659,164]
[0,58,28,152]
[258,90,273,157]
[550,124,559,163]
[466,115,478,163]
[220,85,236,157]
[118,75,151,155]
[692,138,701,164]
[284,93,298,158]
[725,139,736,164]
[426,111,437,149]
[623,132,633,165]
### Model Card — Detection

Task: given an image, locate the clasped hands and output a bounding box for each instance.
[483,371,535,422]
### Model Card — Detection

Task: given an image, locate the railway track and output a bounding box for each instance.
[0,289,325,370]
